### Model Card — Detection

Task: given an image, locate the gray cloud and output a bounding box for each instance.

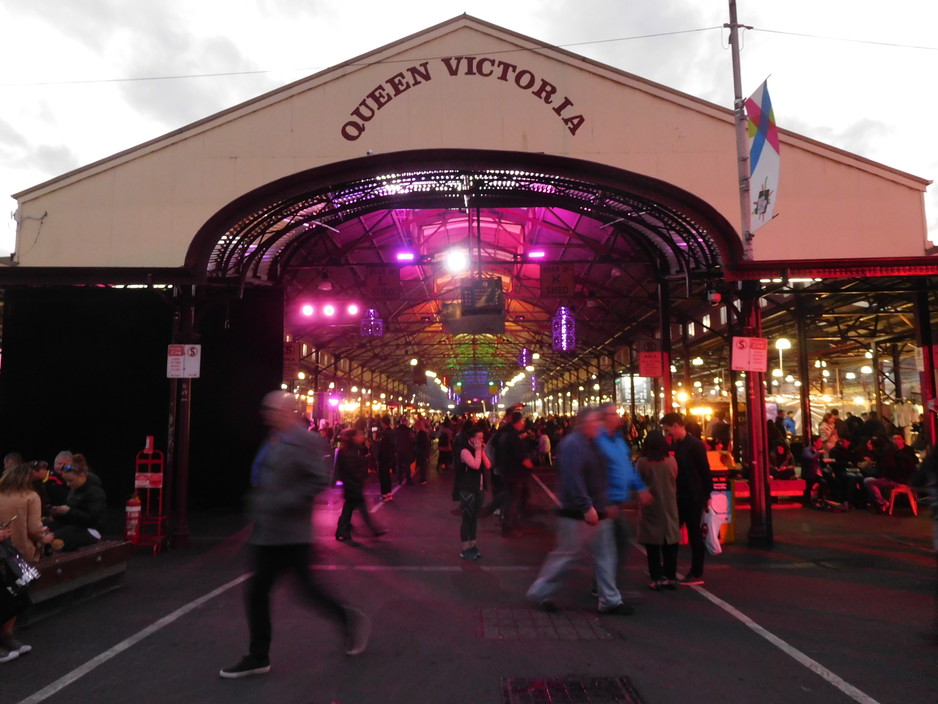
[30,143,82,174]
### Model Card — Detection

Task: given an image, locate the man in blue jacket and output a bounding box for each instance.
[526,406,634,615]
[596,403,653,584]
[220,391,370,679]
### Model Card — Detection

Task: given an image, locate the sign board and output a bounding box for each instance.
[283,342,299,381]
[134,473,164,489]
[365,266,401,299]
[731,337,768,372]
[460,277,504,315]
[539,263,576,297]
[637,339,664,378]
[167,344,202,378]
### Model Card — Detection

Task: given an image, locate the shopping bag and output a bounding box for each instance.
[0,539,40,597]
[701,509,723,556]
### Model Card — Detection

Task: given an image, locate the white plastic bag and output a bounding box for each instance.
[701,508,723,556]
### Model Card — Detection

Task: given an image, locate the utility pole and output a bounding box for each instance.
[726,0,754,260]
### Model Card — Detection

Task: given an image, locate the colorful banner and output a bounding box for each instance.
[745,80,780,233]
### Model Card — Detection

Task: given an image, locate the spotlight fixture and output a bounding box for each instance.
[317,271,334,291]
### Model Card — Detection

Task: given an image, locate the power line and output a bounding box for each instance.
[753,27,938,52]
[4,23,935,89]
[0,26,723,88]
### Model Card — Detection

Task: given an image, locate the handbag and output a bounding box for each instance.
[0,539,40,597]
[701,507,723,556]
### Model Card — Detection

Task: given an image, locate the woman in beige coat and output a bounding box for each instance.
[0,462,54,661]
[636,430,681,591]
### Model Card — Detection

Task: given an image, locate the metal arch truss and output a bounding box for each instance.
[206,167,725,285]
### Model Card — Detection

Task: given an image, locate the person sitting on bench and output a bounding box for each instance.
[46,455,106,551]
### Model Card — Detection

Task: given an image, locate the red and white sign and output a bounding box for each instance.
[134,473,164,489]
[731,337,768,372]
[637,339,664,378]
[167,344,202,378]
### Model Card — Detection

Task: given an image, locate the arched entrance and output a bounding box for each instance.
[186,149,743,411]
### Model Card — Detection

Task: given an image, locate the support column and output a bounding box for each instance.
[741,281,771,547]
[915,286,937,448]
[795,297,812,441]
[629,345,637,422]
[172,288,196,549]
[871,345,884,419]
[658,280,673,414]
[892,344,903,402]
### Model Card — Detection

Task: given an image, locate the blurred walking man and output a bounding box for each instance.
[526,407,634,615]
[220,391,370,679]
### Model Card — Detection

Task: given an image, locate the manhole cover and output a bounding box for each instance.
[501,677,646,704]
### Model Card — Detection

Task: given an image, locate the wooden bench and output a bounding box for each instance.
[733,479,805,509]
[28,540,133,606]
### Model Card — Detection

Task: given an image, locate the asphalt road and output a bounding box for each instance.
[4,464,936,704]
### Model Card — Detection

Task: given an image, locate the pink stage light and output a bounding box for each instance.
[395,251,416,262]
[347,303,360,315]
[528,250,547,259]
[301,304,314,317]
[323,304,336,317]
[328,396,340,407]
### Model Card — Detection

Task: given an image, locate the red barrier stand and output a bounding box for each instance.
[132,436,168,554]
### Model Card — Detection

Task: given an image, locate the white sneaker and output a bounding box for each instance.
[1,634,31,655]
[0,646,19,663]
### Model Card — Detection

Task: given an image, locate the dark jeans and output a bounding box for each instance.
[246,543,347,661]
[678,498,705,578]
[47,523,99,552]
[336,493,381,539]
[415,452,429,483]
[396,455,414,485]
[378,458,393,495]
[644,543,679,581]
[502,472,530,534]
[459,490,483,542]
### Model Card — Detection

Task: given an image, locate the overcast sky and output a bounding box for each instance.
[1,0,936,255]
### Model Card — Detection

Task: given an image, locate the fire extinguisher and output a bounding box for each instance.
[125,494,142,543]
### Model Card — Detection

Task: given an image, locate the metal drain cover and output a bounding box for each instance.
[501,677,646,704]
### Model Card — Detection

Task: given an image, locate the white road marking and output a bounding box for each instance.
[691,586,882,704]
[16,573,251,704]
[531,470,883,704]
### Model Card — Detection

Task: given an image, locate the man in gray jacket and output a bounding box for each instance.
[221,391,370,679]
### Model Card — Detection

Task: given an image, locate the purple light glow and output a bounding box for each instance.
[328,396,340,407]
[528,250,546,259]
[301,304,314,317]
[395,251,416,262]
[323,304,336,317]
[347,303,360,315]
[552,306,576,353]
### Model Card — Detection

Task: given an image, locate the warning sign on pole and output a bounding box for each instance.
[167,344,202,378]
[637,339,664,378]
[731,337,768,372]
[283,342,299,382]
